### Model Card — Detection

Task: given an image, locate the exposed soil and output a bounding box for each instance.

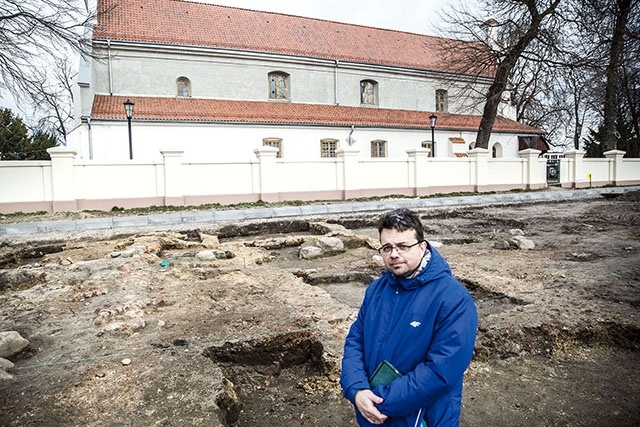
[1,191,639,427]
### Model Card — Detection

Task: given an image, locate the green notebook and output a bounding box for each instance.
[369,360,402,389]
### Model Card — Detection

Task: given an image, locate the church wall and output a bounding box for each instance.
[88,44,491,115]
[66,120,521,163]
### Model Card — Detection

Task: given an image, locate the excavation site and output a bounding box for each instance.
[0,190,639,426]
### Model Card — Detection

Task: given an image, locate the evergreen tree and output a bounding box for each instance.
[27,129,59,160]
[0,108,58,160]
[615,114,640,158]
[0,108,30,160]
[583,105,639,159]
[583,127,606,158]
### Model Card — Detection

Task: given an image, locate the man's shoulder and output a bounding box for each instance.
[368,271,385,284]
[366,271,392,292]
[422,274,474,304]
[439,278,477,316]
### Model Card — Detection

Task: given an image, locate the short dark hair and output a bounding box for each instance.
[377,208,424,242]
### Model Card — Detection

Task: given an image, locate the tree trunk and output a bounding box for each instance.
[602,0,632,151]
[573,87,583,150]
[476,66,511,148]
[475,0,561,149]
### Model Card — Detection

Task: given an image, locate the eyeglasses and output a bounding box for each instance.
[378,241,423,255]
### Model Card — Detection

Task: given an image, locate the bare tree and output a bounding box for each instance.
[0,0,94,141]
[29,57,78,142]
[509,54,569,147]
[440,0,640,156]
[441,1,564,149]
[621,66,640,150]
[476,0,562,148]
[513,53,602,151]
[565,0,639,154]
[565,68,599,149]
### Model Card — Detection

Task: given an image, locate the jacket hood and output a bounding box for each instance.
[384,243,453,291]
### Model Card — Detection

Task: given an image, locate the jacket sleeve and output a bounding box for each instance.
[376,288,478,417]
[340,301,371,403]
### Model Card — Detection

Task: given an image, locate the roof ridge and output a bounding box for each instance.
[166,0,443,39]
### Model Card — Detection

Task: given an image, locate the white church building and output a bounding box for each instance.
[4,1,639,214]
[68,0,546,163]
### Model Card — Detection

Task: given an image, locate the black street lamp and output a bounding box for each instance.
[124,99,135,160]
[429,114,437,158]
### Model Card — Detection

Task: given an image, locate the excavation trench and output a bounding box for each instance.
[199,265,640,426]
[203,331,344,426]
[0,242,65,269]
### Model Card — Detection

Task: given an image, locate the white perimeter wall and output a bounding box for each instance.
[1,147,638,214]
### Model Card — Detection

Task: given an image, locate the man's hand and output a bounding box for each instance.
[354,389,388,424]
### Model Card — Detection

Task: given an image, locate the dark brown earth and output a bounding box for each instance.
[0,190,639,427]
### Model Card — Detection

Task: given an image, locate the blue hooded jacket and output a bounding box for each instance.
[340,243,478,427]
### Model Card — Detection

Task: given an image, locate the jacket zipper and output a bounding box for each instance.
[413,408,424,427]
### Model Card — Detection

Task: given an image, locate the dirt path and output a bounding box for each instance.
[1,191,639,426]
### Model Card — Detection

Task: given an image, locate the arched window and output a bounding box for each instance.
[321,139,338,158]
[269,71,290,100]
[360,80,378,105]
[435,89,448,113]
[371,140,387,157]
[176,77,191,97]
[421,140,433,157]
[492,143,503,158]
[263,138,283,158]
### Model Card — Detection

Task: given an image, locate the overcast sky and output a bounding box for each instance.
[1,0,475,119]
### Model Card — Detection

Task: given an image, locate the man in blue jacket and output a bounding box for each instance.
[341,208,478,426]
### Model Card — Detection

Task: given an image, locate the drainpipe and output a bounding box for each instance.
[348,125,355,146]
[107,39,113,95]
[334,59,339,105]
[87,116,93,160]
[81,116,93,160]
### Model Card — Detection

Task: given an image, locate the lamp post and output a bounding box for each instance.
[429,114,437,158]
[124,99,135,160]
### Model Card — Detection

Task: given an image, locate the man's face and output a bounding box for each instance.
[379,228,426,277]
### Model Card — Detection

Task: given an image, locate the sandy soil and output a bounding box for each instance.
[0,191,639,427]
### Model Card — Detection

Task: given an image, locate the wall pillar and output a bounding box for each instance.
[468,148,489,192]
[254,146,279,202]
[604,150,626,185]
[407,147,430,196]
[518,148,543,189]
[47,146,78,212]
[337,147,360,199]
[564,150,586,188]
[161,149,185,206]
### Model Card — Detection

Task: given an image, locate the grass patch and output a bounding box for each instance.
[1,210,48,218]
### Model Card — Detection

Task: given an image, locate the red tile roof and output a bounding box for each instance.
[92,95,543,135]
[94,0,489,77]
